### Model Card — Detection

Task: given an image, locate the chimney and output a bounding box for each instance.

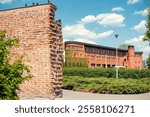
[128,45,135,69]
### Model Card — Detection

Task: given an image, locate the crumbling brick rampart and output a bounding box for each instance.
[0,3,63,99]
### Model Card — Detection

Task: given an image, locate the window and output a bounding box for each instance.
[85,47,90,53]
[107,64,111,68]
[102,64,106,68]
[91,64,95,68]
[102,50,105,54]
[97,64,101,68]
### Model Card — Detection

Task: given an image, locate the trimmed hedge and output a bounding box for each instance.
[63,67,150,78]
[62,76,150,94]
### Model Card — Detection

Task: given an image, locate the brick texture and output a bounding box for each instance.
[0,3,63,99]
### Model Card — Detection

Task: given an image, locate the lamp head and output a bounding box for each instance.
[115,34,119,38]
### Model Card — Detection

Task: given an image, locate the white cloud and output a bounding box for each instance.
[63,39,69,42]
[132,20,146,33]
[81,13,125,27]
[0,0,12,4]
[127,0,141,5]
[62,23,113,39]
[124,35,150,59]
[97,13,125,27]
[74,38,96,44]
[140,46,150,53]
[125,35,144,44]
[134,8,148,16]
[81,15,96,23]
[63,24,96,39]
[112,7,125,12]
[97,31,114,38]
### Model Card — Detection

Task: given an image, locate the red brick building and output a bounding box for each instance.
[64,41,143,69]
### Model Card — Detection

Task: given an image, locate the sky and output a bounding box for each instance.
[0,0,150,60]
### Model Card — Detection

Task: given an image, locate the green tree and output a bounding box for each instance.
[146,54,150,69]
[119,44,131,50]
[0,31,31,100]
[143,7,150,41]
[64,50,88,68]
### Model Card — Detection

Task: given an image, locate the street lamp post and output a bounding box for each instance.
[115,34,119,79]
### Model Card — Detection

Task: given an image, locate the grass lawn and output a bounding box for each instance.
[62,76,150,94]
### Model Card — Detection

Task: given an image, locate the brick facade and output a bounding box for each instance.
[65,41,143,69]
[0,3,63,99]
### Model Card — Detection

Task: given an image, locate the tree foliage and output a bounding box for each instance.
[143,7,150,41]
[64,50,88,68]
[63,67,150,78]
[146,54,150,69]
[0,31,31,100]
[63,76,150,94]
[119,44,131,50]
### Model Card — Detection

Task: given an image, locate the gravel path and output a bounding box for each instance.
[56,90,150,100]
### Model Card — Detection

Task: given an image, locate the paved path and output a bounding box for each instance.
[57,90,150,100]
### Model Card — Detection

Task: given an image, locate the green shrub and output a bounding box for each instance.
[63,67,150,78]
[0,31,31,100]
[62,76,150,94]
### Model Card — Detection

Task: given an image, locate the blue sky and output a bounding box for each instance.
[0,0,150,60]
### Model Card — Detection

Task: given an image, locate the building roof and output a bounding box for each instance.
[65,41,143,54]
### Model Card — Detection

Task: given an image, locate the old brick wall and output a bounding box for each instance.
[0,3,63,99]
[50,19,63,98]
